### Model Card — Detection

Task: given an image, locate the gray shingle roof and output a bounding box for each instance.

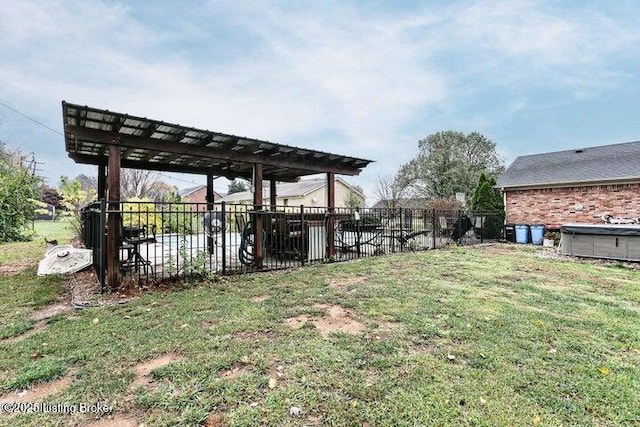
[179,185,205,198]
[496,141,640,189]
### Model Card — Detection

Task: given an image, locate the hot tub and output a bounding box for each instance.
[560,223,640,261]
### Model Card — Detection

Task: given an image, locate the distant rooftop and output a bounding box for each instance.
[219,177,359,202]
[178,185,205,198]
[496,141,640,189]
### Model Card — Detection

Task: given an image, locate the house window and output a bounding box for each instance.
[283,198,288,206]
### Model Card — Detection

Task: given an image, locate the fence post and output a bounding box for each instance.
[300,205,306,266]
[399,208,404,252]
[432,209,437,249]
[99,199,106,293]
[221,202,226,274]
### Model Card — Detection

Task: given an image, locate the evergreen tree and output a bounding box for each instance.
[471,173,504,239]
[228,179,249,194]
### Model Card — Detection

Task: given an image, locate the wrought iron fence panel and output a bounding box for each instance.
[80,201,506,292]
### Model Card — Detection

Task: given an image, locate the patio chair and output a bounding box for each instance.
[271,214,305,260]
[120,223,157,274]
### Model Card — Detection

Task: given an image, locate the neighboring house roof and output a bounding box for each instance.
[219,177,363,203]
[496,141,640,189]
[179,185,205,198]
[179,185,224,199]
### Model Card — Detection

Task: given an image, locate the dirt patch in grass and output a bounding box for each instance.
[203,413,227,427]
[221,366,250,380]
[250,295,269,303]
[67,269,163,308]
[314,304,366,336]
[285,314,311,328]
[329,276,368,292]
[130,353,186,389]
[2,319,48,344]
[0,368,76,404]
[407,343,438,355]
[29,302,72,321]
[231,329,277,341]
[285,304,365,337]
[0,261,33,276]
[82,414,139,427]
[68,269,101,304]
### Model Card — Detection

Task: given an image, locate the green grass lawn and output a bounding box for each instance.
[0,243,639,426]
[0,219,76,266]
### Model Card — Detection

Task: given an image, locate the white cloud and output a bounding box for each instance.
[434,1,640,97]
[0,0,639,198]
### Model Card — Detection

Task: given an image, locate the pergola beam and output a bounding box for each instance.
[64,125,365,176]
[68,153,302,182]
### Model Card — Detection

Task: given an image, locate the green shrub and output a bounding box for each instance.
[0,144,41,242]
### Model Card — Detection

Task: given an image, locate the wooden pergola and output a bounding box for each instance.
[61,101,373,288]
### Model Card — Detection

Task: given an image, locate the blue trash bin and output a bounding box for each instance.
[530,224,545,245]
[515,224,530,244]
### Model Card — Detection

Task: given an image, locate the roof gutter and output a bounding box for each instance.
[498,176,640,191]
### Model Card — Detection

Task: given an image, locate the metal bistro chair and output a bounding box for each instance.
[272,213,305,261]
[120,223,157,274]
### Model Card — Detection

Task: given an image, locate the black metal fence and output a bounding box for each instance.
[81,201,504,292]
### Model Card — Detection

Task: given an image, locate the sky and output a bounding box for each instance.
[1,0,639,203]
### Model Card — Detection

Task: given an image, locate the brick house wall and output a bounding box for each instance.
[183,187,222,212]
[505,183,640,224]
[184,187,207,204]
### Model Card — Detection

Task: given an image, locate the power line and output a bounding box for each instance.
[157,172,200,186]
[155,171,227,187]
[0,100,63,136]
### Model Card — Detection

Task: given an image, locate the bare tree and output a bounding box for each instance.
[75,174,98,192]
[147,181,180,202]
[374,174,407,209]
[121,169,159,200]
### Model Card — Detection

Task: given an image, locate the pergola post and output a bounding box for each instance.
[106,145,121,291]
[97,162,107,200]
[206,174,215,255]
[253,163,264,268]
[327,172,336,258]
[270,179,277,211]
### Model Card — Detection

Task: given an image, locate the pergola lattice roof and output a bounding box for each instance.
[62,101,373,182]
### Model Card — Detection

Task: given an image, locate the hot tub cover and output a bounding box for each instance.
[560,223,640,236]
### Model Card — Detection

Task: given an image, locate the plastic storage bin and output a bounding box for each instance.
[515,224,530,244]
[530,224,545,245]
